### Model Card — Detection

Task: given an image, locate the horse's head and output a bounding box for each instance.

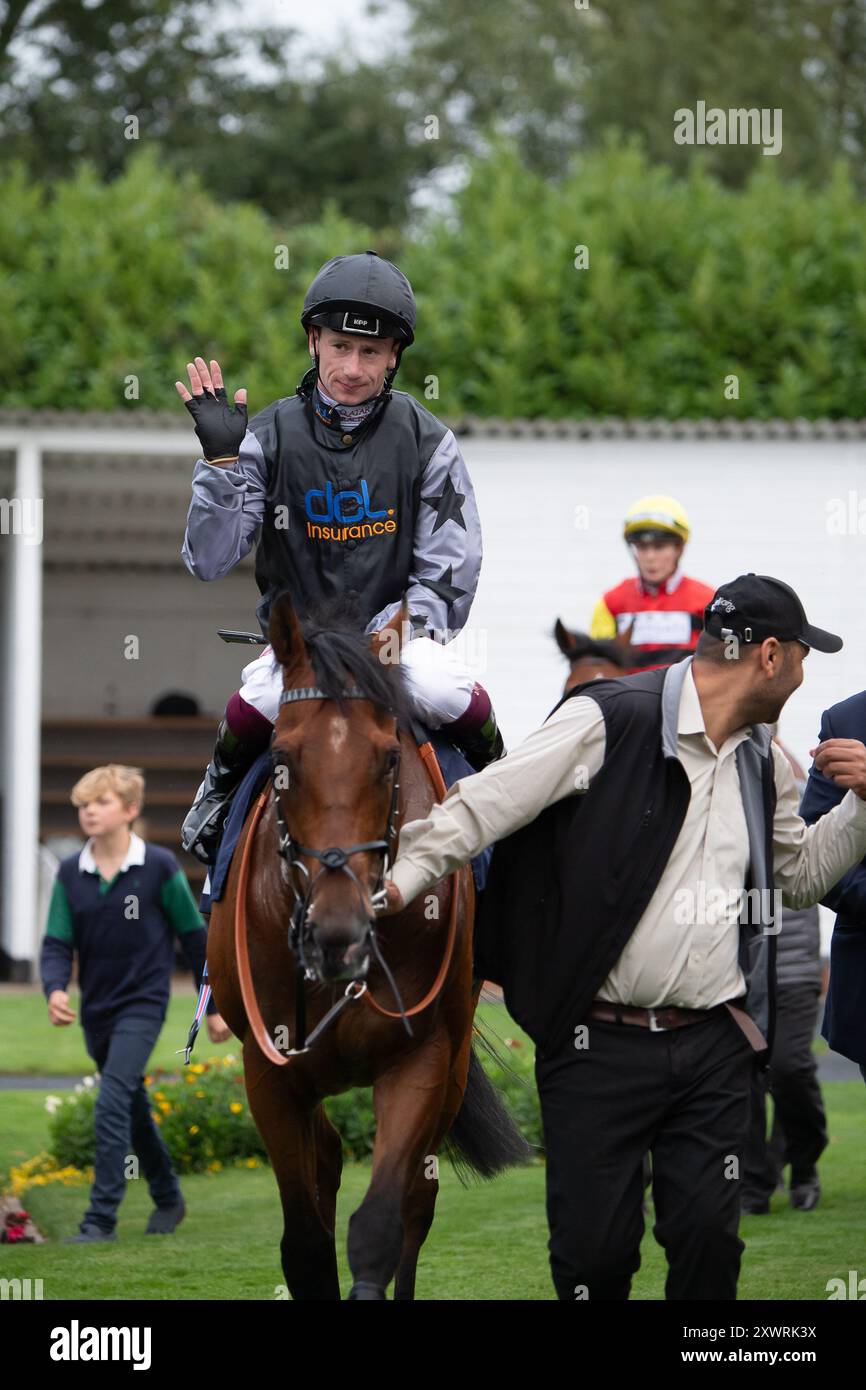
[268,591,414,984]
[553,617,633,691]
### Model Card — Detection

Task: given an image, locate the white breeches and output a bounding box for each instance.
[238,634,477,729]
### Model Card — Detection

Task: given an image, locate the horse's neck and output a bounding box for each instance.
[396,731,438,834]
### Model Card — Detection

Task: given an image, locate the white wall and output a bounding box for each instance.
[462,435,866,766]
[42,433,866,760]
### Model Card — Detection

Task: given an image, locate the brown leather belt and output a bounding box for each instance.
[586,998,727,1032]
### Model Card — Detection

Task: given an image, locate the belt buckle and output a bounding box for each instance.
[647,1007,669,1032]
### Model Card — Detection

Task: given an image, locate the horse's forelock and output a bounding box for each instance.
[284,598,413,726]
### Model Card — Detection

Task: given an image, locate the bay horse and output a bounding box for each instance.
[207,591,529,1300]
[553,617,634,691]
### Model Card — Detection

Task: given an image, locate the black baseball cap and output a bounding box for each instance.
[703,574,842,653]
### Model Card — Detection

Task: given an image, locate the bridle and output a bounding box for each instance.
[274,685,401,956]
[271,684,411,1050]
[232,681,467,1066]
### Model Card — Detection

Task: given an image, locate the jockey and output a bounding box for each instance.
[589,495,714,674]
[176,251,505,865]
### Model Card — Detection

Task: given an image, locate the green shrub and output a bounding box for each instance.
[48,1058,268,1174]
[4,138,866,418]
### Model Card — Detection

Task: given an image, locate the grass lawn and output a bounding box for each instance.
[0,987,214,1075]
[1,987,863,1300]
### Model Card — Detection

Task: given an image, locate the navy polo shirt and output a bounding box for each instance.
[40,834,212,1032]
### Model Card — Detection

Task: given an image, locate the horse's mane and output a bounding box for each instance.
[292,593,415,728]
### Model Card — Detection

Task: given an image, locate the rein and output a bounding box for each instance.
[233,687,466,1067]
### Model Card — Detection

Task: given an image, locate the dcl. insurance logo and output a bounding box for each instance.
[305,479,397,542]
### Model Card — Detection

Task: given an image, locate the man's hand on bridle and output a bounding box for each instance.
[175,356,248,465]
[374,879,405,916]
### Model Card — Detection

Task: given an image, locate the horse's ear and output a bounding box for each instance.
[371,592,412,658]
[554,617,577,655]
[269,592,305,667]
[615,618,635,650]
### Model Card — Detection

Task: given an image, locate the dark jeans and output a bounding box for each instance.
[535,1007,755,1301]
[81,1013,182,1232]
[743,985,827,1199]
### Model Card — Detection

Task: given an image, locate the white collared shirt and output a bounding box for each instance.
[79,830,146,878]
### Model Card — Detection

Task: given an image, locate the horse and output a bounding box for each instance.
[207,591,530,1300]
[553,617,634,691]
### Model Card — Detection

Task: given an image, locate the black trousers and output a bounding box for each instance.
[743,984,827,1199]
[535,1008,755,1301]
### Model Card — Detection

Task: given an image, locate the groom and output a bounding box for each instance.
[378,575,866,1299]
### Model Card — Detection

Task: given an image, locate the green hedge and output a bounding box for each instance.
[5,138,865,417]
[404,138,866,419]
[0,150,377,413]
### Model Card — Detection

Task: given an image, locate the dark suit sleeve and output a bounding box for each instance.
[800,706,866,924]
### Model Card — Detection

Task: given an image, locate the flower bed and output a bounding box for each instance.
[32,1032,542,1178]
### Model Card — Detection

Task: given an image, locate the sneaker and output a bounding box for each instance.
[63,1223,116,1244]
[145,1198,186,1234]
[790,1177,820,1211]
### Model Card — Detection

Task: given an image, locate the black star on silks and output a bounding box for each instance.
[421,565,468,606]
[421,471,467,532]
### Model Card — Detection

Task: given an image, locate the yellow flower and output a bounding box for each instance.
[9,1153,92,1196]
[190,1064,206,1075]
[207,1160,222,1172]
[229,1102,243,1114]
[159,1101,171,1114]
[195,1090,205,1099]
[154,1114,162,1125]
[153,1091,166,1101]
[189,1125,200,1135]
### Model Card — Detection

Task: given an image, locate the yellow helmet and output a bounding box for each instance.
[623,495,690,545]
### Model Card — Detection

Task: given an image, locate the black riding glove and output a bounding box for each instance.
[184,387,248,463]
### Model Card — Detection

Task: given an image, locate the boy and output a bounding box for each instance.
[40,764,228,1243]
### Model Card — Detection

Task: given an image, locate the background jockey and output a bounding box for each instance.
[589,494,715,674]
[175,251,505,866]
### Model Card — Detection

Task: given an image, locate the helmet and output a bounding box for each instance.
[623,495,690,545]
[301,250,416,346]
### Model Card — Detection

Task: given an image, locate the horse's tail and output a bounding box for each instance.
[442,1045,534,1183]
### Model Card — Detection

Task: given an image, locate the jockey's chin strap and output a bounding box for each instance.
[272,684,409,1051]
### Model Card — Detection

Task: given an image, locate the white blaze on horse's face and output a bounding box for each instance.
[286,708,401,984]
[328,713,350,754]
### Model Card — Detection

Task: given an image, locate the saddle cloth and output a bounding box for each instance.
[198,729,492,915]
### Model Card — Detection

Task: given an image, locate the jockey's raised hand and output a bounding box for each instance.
[176,356,248,466]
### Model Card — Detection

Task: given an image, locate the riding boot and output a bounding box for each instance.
[181,718,263,866]
[447,691,507,773]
